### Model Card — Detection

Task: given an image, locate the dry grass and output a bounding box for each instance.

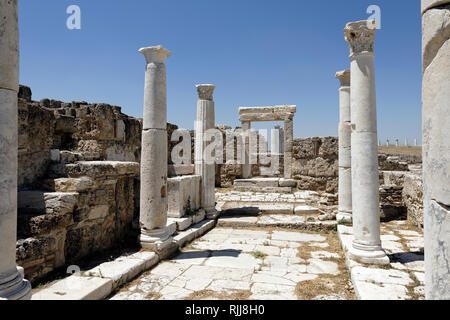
[378,146,422,157]
[145,291,162,300]
[295,231,355,300]
[184,289,252,300]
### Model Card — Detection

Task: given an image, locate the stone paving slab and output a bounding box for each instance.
[111,225,353,300]
[33,219,216,300]
[337,221,425,300]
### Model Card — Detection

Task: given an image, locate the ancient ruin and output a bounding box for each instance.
[0,0,448,302]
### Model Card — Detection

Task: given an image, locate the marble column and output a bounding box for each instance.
[336,70,352,223]
[344,21,389,265]
[0,0,32,300]
[138,45,172,251]
[422,0,450,300]
[283,118,294,179]
[241,121,252,178]
[195,84,218,218]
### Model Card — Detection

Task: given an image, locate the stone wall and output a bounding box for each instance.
[17,85,142,190]
[16,162,139,283]
[402,172,424,229]
[292,137,339,193]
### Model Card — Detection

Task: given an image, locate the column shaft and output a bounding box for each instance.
[336,70,352,222]
[138,46,171,250]
[195,85,216,213]
[0,0,32,300]
[422,0,450,299]
[345,21,388,265]
[241,121,252,178]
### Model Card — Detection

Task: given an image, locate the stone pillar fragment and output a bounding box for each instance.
[0,0,32,300]
[344,20,389,265]
[283,118,294,179]
[138,45,171,251]
[241,121,252,178]
[195,84,218,218]
[336,69,352,223]
[421,0,450,300]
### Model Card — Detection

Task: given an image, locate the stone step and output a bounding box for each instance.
[220,202,319,216]
[217,214,336,231]
[234,186,293,193]
[32,276,113,300]
[173,219,216,248]
[85,251,159,289]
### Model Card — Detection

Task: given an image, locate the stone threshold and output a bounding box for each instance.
[31,218,217,300]
[337,225,422,300]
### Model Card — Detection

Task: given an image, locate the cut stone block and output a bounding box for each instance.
[31,276,113,300]
[168,164,194,177]
[171,217,193,231]
[294,205,319,215]
[85,252,158,288]
[167,175,201,218]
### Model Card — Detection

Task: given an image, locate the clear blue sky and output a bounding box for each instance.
[18,0,422,143]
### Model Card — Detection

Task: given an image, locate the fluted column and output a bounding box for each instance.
[195,84,218,218]
[0,0,32,300]
[336,70,352,223]
[138,45,172,251]
[422,0,450,299]
[344,21,389,265]
[241,121,252,178]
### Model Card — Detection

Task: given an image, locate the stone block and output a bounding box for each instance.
[31,275,113,300]
[168,164,195,177]
[167,175,201,218]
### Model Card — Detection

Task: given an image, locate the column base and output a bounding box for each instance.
[140,228,173,252]
[336,211,352,223]
[349,242,390,265]
[205,208,219,219]
[0,268,32,300]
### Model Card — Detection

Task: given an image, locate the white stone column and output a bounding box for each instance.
[241,121,252,178]
[195,84,218,218]
[336,70,352,223]
[138,45,172,251]
[0,0,32,300]
[422,0,450,299]
[283,118,294,179]
[344,21,389,265]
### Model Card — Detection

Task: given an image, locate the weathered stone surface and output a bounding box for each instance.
[31,275,113,300]
[167,175,201,218]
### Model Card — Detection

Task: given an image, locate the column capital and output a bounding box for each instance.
[196,84,215,101]
[344,20,376,57]
[335,69,350,87]
[139,45,171,64]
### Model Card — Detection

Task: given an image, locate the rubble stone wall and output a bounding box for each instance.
[16,162,139,283]
[17,85,142,190]
[292,137,339,193]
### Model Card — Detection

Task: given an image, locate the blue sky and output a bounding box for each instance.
[18,0,422,143]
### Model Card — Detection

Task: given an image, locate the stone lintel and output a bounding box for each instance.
[239,112,295,122]
[239,105,296,115]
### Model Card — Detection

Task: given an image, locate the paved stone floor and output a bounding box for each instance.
[339,220,425,300]
[110,226,355,300]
